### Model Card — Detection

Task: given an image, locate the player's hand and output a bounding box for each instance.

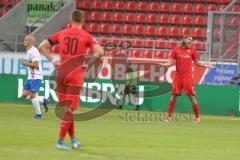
[205,64,216,69]
[21,59,28,66]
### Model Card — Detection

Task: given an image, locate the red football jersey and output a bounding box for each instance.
[170,46,200,78]
[48,27,96,63]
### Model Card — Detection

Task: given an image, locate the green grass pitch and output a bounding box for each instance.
[0,103,240,160]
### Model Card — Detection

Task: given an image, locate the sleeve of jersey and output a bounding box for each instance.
[48,32,60,45]
[87,35,97,48]
[192,50,200,61]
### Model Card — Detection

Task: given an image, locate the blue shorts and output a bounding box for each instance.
[23,79,42,93]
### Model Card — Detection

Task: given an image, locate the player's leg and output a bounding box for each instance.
[131,86,140,110]
[183,78,200,123]
[56,107,73,150]
[29,79,42,119]
[188,95,200,123]
[30,91,42,119]
[37,96,49,112]
[22,79,31,99]
[165,94,178,122]
[166,76,182,122]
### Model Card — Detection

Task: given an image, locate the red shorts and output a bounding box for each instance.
[56,67,85,110]
[171,75,196,96]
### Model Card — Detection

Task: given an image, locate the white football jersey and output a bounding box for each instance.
[25,46,43,80]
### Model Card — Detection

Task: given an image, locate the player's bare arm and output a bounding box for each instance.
[87,44,104,68]
[194,61,215,69]
[21,59,39,69]
[39,40,56,64]
[159,59,175,67]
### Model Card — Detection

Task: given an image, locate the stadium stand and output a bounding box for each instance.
[0,0,21,16]
[77,0,237,59]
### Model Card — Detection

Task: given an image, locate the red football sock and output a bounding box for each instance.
[167,99,176,117]
[192,103,200,118]
[68,121,75,140]
[59,110,73,141]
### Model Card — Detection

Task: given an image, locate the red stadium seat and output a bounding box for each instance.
[136,13,146,23]
[89,11,100,21]
[213,29,220,40]
[169,27,179,37]
[160,2,170,12]
[103,1,113,10]
[167,38,178,49]
[219,0,232,3]
[89,23,98,33]
[132,38,143,48]
[158,14,168,24]
[99,36,108,46]
[194,4,205,14]
[231,6,239,12]
[146,25,155,36]
[149,2,159,12]
[112,24,121,35]
[203,28,207,38]
[77,0,90,9]
[228,17,239,27]
[102,12,112,22]
[143,50,153,58]
[214,16,221,26]
[137,1,148,12]
[172,3,182,13]
[92,0,102,10]
[157,26,168,37]
[126,1,136,11]
[135,25,144,36]
[113,12,123,22]
[182,15,192,25]
[193,28,203,38]
[194,16,206,26]
[125,13,135,23]
[147,14,157,24]
[83,11,90,21]
[181,27,191,37]
[219,5,226,11]
[114,1,125,11]
[123,24,133,35]
[207,4,217,12]
[170,15,181,24]
[156,39,166,48]
[99,24,110,33]
[155,51,165,59]
[131,50,141,58]
[183,3,193,13]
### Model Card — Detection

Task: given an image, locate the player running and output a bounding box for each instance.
[117,61,140,110]
[159,35,215,123]
[39,10,104,150]
[21,35,49,119]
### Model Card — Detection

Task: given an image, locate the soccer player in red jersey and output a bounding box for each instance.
[159,35,215,123]
[39,10,103,150]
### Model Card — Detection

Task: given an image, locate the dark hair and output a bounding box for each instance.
[70,10,83,23]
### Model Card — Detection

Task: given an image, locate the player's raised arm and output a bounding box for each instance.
[159,59,175,67]
[194,60,215,69]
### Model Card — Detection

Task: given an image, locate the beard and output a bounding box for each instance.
[181,41,190,47]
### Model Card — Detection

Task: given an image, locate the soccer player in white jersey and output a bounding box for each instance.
[21,35,48,119]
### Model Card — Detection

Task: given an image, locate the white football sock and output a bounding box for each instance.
[31,97,41,115]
